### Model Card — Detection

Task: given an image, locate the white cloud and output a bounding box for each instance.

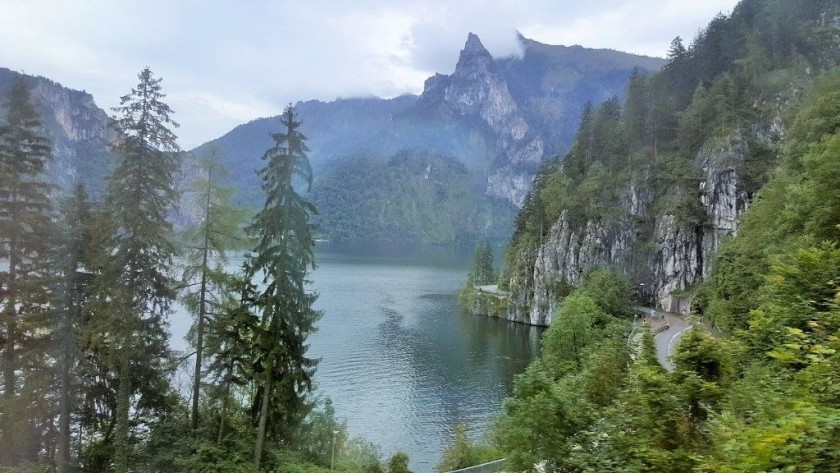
[0,0,740,148]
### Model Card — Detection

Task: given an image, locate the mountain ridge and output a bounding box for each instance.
[191,32,665,243]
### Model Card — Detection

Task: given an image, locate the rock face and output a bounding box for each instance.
[405,33,664,207]
[0,68,116,198]
[413,33,545,205]
[197,33,665,216]
[508,134,768,325]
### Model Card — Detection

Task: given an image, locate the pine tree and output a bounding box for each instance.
[204,276,258,445]
[94,67,180,473]
[180,147,246,430]
[245,104,320,468]
[471,240,496,286]
[0,78,55,465]
[667,36,687,61]
[54,183,94,473]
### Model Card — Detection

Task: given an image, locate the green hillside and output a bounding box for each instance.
[310,150,517,245]
[488,0,840,470]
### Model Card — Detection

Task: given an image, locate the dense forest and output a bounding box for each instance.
[448,0,840,471]
[506,0,840,295]
[0,70,414,472]
[4,0,840,472]
[309,151,517,245]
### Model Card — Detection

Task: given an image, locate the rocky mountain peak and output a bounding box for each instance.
[454,33,493,75]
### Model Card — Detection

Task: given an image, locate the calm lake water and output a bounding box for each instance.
[170,243,542,472]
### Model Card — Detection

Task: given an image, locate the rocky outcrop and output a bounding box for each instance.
[509,134,775,325]
[510,183,649,325]
[517,212,636,325]
[0,68,116,197]
[411,33,664,207]
[696,137,750,278]
[413,33,546,206]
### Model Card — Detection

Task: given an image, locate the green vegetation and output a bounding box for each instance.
[309,150,517,245]
[471,240,496,286]
[504,0,840,300]
[458,2,840,470]
[458,240,508,318]
[437,424,501,472]
[0,70,407,472]
[0,78,55,466]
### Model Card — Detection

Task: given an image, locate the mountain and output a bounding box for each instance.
[408,33,666,205]
[193,34,665,244]
[501,0,840,324]
[0,68,116,198]
[191,94,419,208]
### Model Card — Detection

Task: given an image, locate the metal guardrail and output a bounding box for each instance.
[445,458,508,473]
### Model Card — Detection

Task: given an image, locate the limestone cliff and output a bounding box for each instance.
[0,68,116,197]
[508,133,776,325]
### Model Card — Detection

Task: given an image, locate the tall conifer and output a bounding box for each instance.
[95,67,180,473]
[54,183,94,473]
[0,79,54,465]
[245,104,319,468]
[180,147,245,430]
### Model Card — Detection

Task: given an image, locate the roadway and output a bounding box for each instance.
[653,311,691,372]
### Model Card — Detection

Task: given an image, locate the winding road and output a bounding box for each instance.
[632,307,692,371]
[653,312,691,371]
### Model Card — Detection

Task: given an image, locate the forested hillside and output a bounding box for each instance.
[310,150,517,244]
[504,0,840,324]
[193,33,663,244]
[481,0,840,471]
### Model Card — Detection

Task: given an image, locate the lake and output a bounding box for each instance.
[169,243,542,472]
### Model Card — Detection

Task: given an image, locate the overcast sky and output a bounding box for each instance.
[1,0,740,148]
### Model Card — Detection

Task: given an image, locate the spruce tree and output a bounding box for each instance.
[0,78,54,465]
[54,183,94,473]
[95,67,180,473]
[244,104,320,468]
[471,240,495,286]
[204,275,258,445]
[180,147,245,430]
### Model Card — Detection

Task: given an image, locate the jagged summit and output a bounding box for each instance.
[184,32,665,240]
[462,32,488,55]
[455,32,493,73]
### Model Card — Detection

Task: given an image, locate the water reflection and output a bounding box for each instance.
[170,243,542,472]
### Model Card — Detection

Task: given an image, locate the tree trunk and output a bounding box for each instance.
[217,378,230,446]
[192,173,212,431]
[253,376,272,469]
[56,291,77,473]
[114,353,131,473]
[1,230,19,466]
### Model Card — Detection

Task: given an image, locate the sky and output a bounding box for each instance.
[1,0,740,148]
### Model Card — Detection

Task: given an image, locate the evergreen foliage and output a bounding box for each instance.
[243,104,321,467]
[179,146,247,430]
[471,240,496,286]
[0,70,403,473]
[91,67,181,473]
[53,183,94,473]
[0,77,55,465]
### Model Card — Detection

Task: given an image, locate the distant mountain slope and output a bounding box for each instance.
[310,149,518,245]
[498,34,667,160]
[0,68,116,198]
[193,34,665,244]
[191,95,418,207]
